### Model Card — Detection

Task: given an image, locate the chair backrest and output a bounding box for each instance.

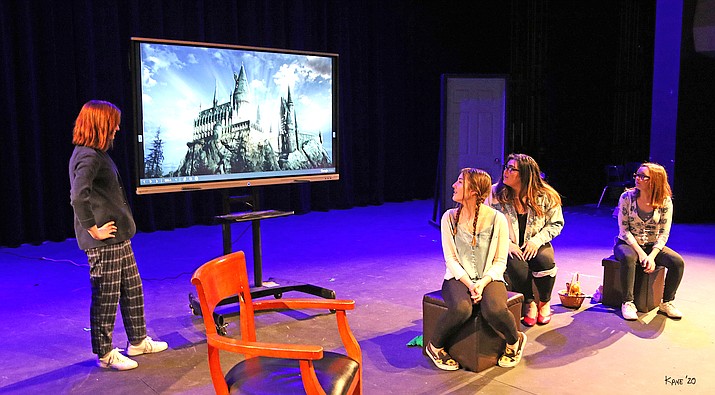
[624,161,642,177]
[605,165,623,182]
[624,161,641,187]
[191,251,257,341]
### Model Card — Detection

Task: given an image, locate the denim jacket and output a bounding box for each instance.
[485,184,564,247]
[440,207,509,283]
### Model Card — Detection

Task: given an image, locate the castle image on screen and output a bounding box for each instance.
[133,38,338,193]
[161,65,331,178]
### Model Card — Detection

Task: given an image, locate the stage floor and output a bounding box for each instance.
[1,199,713,394]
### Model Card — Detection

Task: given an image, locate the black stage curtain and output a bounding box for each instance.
[2,1,711,247]
[0,1,512,247]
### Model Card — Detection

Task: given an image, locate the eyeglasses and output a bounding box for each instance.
[503,165,519,173]
[633,173,650,181]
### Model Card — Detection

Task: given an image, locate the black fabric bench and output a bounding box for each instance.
[422,290,523,372]
[601,255,665,312]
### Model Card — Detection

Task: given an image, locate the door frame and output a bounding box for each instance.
[432,74,509,225]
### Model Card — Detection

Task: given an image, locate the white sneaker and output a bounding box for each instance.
[659,301,683,319]
[126,336,168,356]
[98,348,138,370]
[621,302,638,320]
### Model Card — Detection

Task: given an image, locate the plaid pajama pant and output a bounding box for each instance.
[86,240,147,356]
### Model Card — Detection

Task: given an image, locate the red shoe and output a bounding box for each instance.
[537,312,551,325]
[522,315,536,327]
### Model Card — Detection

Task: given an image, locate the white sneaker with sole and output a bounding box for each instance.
[127,336,168,356]
[621,301,638,320]
[98,348,138,371]
[659,301,683,319]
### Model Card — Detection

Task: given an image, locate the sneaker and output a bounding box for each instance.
[126,336,168,356]
[621,301,638,321]
[498,332,527,368]
[425,342,460,371]
[659,301,683,319]
[98,348,138,371]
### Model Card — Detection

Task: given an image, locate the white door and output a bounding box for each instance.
[436,76,506,221]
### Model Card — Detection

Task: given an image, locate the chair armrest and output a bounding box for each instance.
[250,298,362,365]
[208,333,324,360]
[253,298,355,312]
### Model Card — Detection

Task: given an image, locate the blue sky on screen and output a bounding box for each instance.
[139,43,333,169]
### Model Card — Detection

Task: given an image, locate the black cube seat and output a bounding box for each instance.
[422,290,523,372]
[601,255,665,312]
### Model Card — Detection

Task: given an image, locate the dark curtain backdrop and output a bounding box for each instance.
[0,0,513,247]
[1,1,711,247]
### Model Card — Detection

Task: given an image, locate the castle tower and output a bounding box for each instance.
[293,111,299,148]
[280,87,297,153]
[232,64,249,111]
[212,80,218,108]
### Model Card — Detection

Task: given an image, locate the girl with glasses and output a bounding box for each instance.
[486,153,564,327]
[614,163,684,320]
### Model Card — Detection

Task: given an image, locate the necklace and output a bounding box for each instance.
[636,199,654,222]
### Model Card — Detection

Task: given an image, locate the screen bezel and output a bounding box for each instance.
[129,37,339,195]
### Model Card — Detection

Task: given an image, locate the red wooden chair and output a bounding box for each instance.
[191,251,362,395]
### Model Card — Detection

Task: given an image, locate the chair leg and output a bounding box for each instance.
[597,186,609,208]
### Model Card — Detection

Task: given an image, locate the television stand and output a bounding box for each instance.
[189,191,336,333]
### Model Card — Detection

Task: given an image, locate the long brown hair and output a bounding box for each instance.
[494,153,561,216]
[72,100,121,151]
[634,162,672,209]
[452,168,492,246]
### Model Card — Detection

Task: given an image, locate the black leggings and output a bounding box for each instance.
[506,242,556,304]
[431,279,519,349]
[613,239,684,303]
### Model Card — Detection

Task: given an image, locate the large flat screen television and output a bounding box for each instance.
[129,37,339,194]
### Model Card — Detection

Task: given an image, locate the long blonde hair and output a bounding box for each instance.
[452,168,492,246]
[634,162,672,209]
[494,153,561,216]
